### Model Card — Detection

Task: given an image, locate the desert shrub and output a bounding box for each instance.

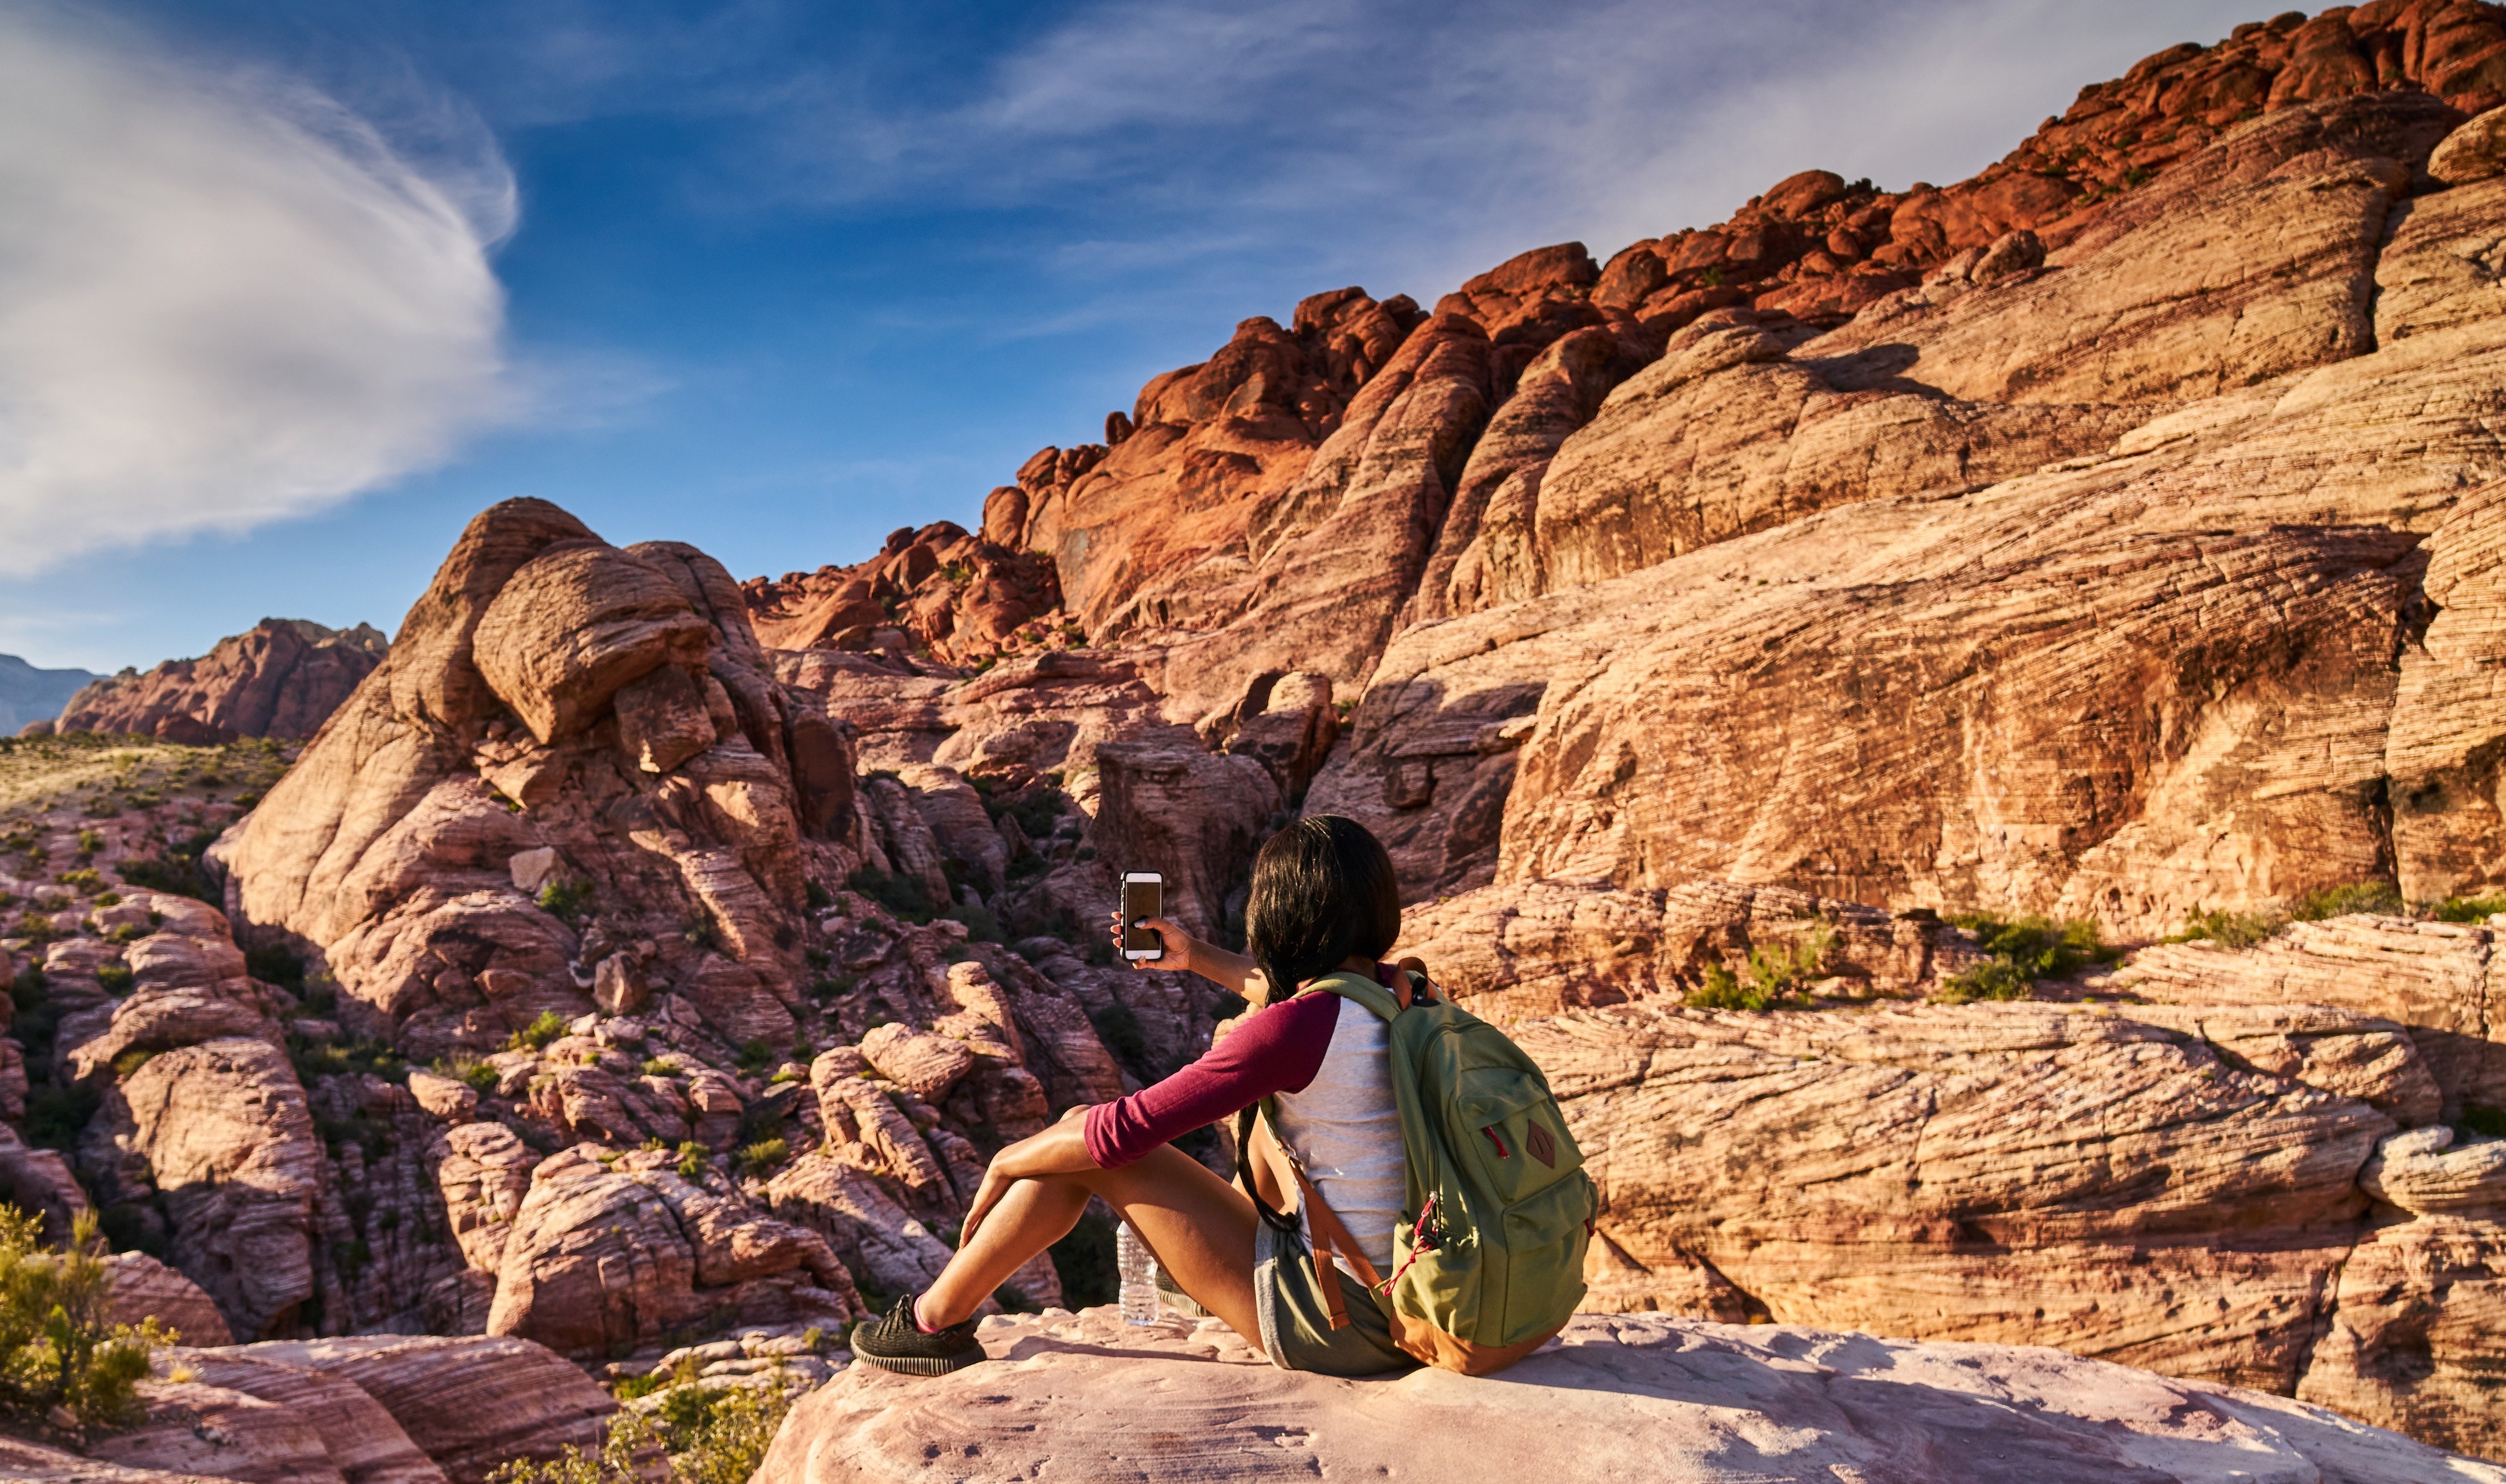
[804,880,832,911]
[55,869,101,896]
[1947,913,2114,977]
[1688,962,1771,1012]
[22,1084,99,1152]
[1936,958,2034,1004]
[537,879,590,926]
[2464,1105,2506,1139]
[291,1032,405,1086]
[675,1141,707,1180]
[734,1039,777,1074]
[0,1210,164,1431]
[244,944,305,994]
[1686,923,1834,1011]
[1934,911,2118,1003]
[737,1138,788,1177]
[436,1056,501,1094]
[2175,908,2285,950]
[74,830,102,857]
[2292,881,2405,921]
[639,1057,678,1078]
[94,964,133,996]
[2432,893,2506,924]
[108,1048,153,1080]
[942,903,1003,943]
[114,828,221,904]
[844,866,932,923]
[508,1010,569,1053]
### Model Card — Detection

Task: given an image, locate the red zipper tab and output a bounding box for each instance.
[1482,1125,1510,1159]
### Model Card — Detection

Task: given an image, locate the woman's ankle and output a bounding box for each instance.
[913,1291,953,1332]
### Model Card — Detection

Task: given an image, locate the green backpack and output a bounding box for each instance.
[1239,962,1598,1375]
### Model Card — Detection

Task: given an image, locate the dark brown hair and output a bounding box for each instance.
[1244,815,1400,1000]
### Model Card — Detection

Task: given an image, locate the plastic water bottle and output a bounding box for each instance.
[1116,1221,1161,1324]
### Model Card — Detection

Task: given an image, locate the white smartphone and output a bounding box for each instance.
[1122,872,1165,961]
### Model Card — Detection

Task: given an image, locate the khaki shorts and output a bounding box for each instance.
[1253,1219,1414,1377]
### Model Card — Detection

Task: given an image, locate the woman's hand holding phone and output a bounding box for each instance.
[1109,909,1194,971]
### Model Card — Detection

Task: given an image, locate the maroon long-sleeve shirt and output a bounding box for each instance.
[1082,990,1346,1168]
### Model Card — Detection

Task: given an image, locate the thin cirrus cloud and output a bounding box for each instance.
[751,0,2270,298]
[0,5,516,577]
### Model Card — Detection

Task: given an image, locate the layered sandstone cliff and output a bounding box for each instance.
[56,619,387,744]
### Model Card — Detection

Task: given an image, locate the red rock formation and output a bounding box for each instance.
[58,619,386,743]
[744,521,1064,669]
[758,1308,2503,1484]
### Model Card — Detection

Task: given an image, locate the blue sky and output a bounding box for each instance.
[0,0,2269,675]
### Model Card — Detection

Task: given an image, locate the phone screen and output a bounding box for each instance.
[1122,878,1162,952]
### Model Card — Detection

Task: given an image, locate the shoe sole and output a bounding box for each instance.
[854,1349,983,1377]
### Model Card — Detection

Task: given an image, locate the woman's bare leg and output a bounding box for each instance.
[919,1144,1261,1344]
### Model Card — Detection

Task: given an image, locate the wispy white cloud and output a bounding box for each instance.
[744,0,2274,298]
[0,4,516,574]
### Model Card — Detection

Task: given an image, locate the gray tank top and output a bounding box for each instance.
[1273,994,1407,1277]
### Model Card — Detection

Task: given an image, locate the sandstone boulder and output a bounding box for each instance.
[758,1308,2505,1484]
[81,1038,324,1342]
[152,1347,444,1484]
[484,1145,858,1357]
[471,543,712,743]
[222,1335,611,1484]
[104,1252,235,1347]
[1526,1001,2387,1393]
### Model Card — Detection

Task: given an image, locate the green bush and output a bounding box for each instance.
[2432,893,2506,925]
[2292,881,2405,921]
[244,943,305,994]
[675,1141,707,1181]
[1936,958,2034,1004]
[508,1010,569,1053]
[640,1057,678,1078]
[1686,924,1834,1011]
[0,1210,163,1431]
[1935,911,2119,1003]
[290,1032,405,1086]
[94,964,133,996]
[2465,1104,2506,1139]
[844,866,933,923]
[491,1379,793,1484]
[737,1138,788,1177]
[55,870,102,896]
[537,879,590,927]
[435,1056,501,1094]
[1688,962,1772,1012]
[23,1084,100,1152]
[2175,908,2285,950]
[942,903,1003,943]
[108,1047,154,1080]
[1946,913,2115,977]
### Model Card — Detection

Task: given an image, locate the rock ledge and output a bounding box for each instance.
[760,1307,2504,1483]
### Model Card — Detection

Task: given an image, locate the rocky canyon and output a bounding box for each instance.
[18,3,2506,1478]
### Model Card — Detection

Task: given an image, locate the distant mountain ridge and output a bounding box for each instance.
[52,617,386,743]
[0,653,97,735]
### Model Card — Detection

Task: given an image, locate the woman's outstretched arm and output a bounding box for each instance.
[1109,911,1265,1001]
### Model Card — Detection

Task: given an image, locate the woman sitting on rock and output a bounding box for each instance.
[850,814,1415,1377]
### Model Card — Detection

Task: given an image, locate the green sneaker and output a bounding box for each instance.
[851,1294,986,1377]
